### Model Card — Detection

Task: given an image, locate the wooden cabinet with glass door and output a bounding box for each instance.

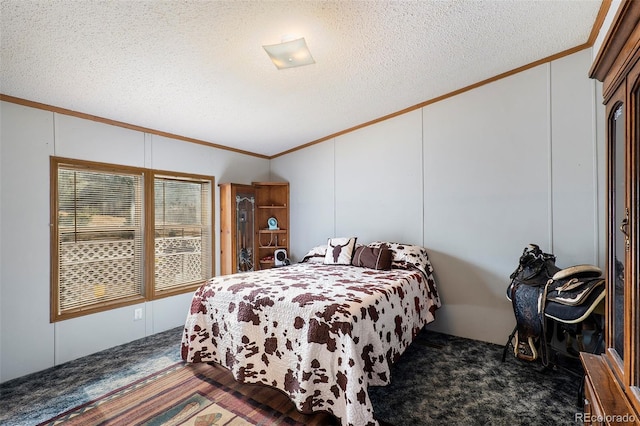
[253,182,289,270]
[581,2,640,424]
[219,183,256,275]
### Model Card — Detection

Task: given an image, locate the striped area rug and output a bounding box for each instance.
[38,362,338,425]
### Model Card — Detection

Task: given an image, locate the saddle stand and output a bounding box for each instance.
[502,289,605,364]
[502,246,606,367]
[503,260,605,409]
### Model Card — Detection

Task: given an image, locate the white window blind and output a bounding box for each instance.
[56,165,144,315]
[154,176,212,293]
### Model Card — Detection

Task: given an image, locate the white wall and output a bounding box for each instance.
[335,110,424,245]
[270,141,335,257]
[1,103,56,380]
[271,48,606,345]
[0,103,270,382]
[271,110,424,261]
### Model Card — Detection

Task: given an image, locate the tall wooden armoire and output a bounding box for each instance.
[219,182,289,274]
[580,2,640,424]
[219,183,256,275]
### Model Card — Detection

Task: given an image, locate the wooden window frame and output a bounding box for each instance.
[149,173,214,300]
[50,157,215,322]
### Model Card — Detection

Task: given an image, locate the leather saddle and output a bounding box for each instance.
[506,245,604,363]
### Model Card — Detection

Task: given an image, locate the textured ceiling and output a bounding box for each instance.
[1,0,603,157]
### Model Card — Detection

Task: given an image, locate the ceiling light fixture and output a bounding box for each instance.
[262,37,315,70]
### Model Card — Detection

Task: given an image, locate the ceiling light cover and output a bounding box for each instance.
[263,37,315,70]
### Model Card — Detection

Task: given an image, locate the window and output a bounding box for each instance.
[153,175,212,298]
[53,161,145,318]
[51,157,214,322]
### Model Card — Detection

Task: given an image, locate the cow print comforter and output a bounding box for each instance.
[181,262,440,426]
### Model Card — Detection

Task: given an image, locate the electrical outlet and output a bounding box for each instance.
[134,308,143,321]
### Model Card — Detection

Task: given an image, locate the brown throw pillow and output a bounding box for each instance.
[351,244,392,270]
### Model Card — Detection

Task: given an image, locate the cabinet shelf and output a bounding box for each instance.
[221,182,289,273]
[254,182,289,271]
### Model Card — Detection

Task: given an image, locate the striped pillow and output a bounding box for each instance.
[351,243,392,270]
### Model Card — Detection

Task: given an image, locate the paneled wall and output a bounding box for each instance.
[271,48,605,345]
[0,104,270,382]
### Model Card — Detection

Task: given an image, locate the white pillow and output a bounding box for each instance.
[368,241,434,276]
[300,245,327,263]
[324,237,357,265]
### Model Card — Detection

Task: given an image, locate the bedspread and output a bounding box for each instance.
[181,262,440,426]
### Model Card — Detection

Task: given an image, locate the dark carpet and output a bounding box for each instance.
[0,326,583,425]
[368,329,583,425]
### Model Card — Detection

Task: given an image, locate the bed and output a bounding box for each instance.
[181,240,441,426]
